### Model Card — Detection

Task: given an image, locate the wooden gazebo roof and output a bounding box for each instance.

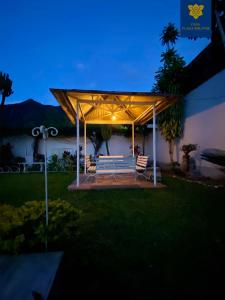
[50,89,179,125]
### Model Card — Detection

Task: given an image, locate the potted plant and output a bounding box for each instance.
[180,144,197,173]
[130,144,141,157]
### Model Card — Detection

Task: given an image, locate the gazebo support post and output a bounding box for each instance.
[132,122,135,157]
[76,101,80,187]
[153,105,157,186]
[84,121,87,174]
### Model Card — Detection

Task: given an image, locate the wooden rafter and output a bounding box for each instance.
[114,95,137,121]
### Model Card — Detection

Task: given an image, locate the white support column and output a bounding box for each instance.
[84,121,87,174]
[132,122,135,157]
[153,105,157,186]
[76,101,80,187]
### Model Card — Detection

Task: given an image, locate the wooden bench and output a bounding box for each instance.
[96,156,136,180]
[85,155,152,182]
[136,155,149,180]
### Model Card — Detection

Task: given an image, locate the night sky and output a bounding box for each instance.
[0,0,209,105]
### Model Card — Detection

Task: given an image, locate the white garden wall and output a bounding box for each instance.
[156,69,225,178]
[2,133,146,161]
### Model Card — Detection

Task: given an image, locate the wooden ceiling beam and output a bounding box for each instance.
[85,120,134,125]
[75,99,159,106]
[114,95,137,121]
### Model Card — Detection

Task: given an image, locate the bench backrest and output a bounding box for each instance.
[136,156,148,168]
[99,155,124,158]
[85,156,91,169]
[96,156,135,171]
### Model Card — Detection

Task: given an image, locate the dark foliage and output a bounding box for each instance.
[153,23,185,163]
[101,125,112,155]
[160,22,179,48]
[0,200,81,254]
[0,143,14,166]
[0,71,13,108]
[181,144,197,155]
[88,126,103,157]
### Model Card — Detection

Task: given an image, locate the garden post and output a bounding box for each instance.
[132,122,135,157]
[84,121,87,174]
[43,136,49,250]
[44,137,48,228]
[76,101,80,186]
[153,105,157,186]
[32,125,58,251]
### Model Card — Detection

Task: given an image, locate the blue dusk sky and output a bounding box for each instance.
[0,0,209,106]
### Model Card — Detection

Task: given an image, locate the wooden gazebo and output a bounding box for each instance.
[50,88,178,187]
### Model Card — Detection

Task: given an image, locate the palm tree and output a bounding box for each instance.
[0,72,13,108]
[101,125,112,155]
[154,24,185,164]
[0,72,13,147]
[160,23,179,49]
[136,125,149,155]
[160,48,177,66]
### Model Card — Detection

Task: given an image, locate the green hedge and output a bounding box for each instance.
[0,200,81,254]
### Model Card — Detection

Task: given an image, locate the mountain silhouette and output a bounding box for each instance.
[0,99,74,135]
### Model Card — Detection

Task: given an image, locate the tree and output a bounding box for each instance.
[136,125,149,155]
[157,102,183,163]
[0,72,13,108]
[87,127,103,157]
[160,22,179,49]
[0,72,13,147]
[101,125,112,155]
[153,23,186,163]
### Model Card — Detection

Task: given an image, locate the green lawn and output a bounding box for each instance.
[1,173,225,299]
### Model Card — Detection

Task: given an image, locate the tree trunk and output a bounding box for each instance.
[105,140,110,155]
[181,154,190,173]
[142,134,145,155]
[0,95,5,147]
[33,136,40,161]
[168,140,174,163]
[0,94,6,108]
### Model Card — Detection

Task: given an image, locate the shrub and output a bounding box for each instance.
[27,164,43,172]
[14,156,25,163]
[48,152,76,171]
[0,204,25,253]
[0,143,14,166]
[180,144,197,173]
[48,154,64,171]
[0,200,81,254]
[180,144,197,156]
[62,151,76,171]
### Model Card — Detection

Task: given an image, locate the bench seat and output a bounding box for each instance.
[96,168,135,174]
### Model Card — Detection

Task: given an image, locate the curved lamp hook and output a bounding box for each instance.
[47,127,58,137]
[32,126,42,137]
[32,125,58,140]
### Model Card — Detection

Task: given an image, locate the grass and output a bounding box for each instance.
[1,173,225,299]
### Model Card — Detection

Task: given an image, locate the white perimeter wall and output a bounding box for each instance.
[156,69,225,178]
[2,133,148,163]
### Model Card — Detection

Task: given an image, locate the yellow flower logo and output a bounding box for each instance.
[188,4,204,20]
